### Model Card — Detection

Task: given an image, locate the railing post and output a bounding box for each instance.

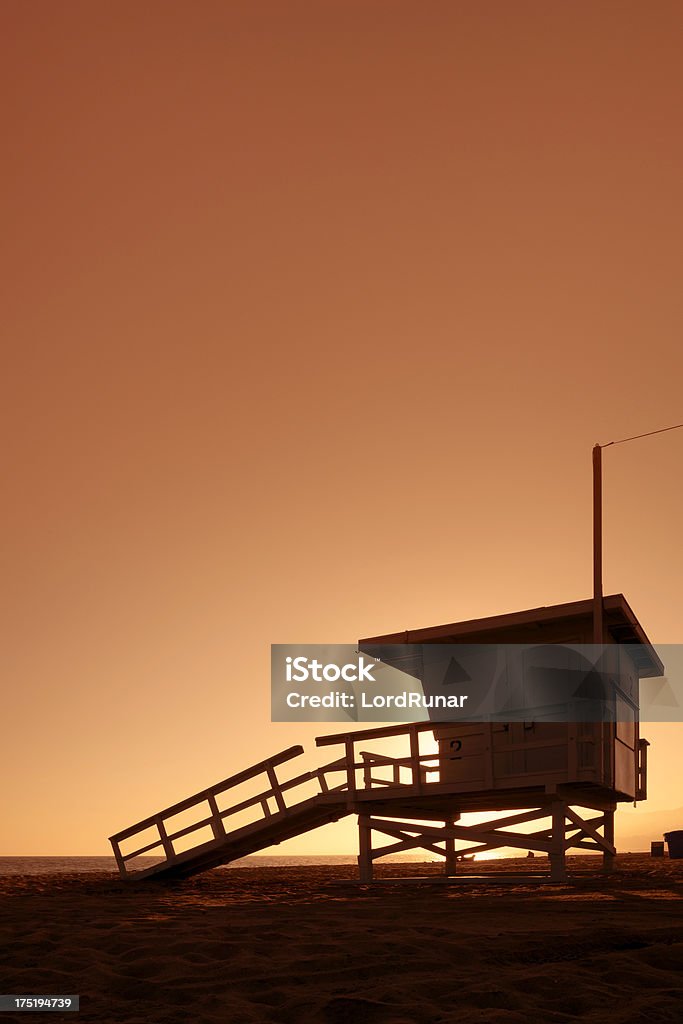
[156,816,175,863]
[637,738,649,800]
[110,839,126,878]
[207,794,226,840]
[267,765,287,814]
[361,752,372,789]
[317,768,329,794]
[345,737,357,796]
[410,726,421,792]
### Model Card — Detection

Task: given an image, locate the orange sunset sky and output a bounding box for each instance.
[2,1,683,857]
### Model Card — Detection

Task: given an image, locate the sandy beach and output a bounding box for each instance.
[1,856,683,1023]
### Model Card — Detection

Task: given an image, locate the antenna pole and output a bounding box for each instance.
[592,443,603,644]
[591,422,682,644]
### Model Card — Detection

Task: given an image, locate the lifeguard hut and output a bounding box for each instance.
[348,593,661,881]
[109,594,661,884]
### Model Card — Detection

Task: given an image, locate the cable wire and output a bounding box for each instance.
[600,421,683,448]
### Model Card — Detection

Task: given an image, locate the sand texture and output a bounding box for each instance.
[2,856,683,1023]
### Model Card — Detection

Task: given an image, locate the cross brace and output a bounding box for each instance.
[356,801,616,883]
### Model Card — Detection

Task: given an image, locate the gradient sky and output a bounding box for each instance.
[2,1,683,855]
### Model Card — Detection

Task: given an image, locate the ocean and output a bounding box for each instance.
[0,854,425,876]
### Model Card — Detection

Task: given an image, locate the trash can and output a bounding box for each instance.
[651,841,664,857]
[664,831,683,860]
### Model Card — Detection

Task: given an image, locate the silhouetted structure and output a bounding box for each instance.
[109,594,661,883]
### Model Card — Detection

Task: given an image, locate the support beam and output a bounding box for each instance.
[444,818,457,877]
[369,815,554,854]
[368,824,446,859]
[358,814,373,883]
[549,802,567,882]
[602,806,615,874]
[563,807,614,853]
[354,799,618,882]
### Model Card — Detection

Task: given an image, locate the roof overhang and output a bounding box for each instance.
[359,594,664,678]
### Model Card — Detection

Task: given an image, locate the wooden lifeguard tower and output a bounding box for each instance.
[109,593,662,884]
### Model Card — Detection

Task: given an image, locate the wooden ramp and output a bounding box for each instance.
[108,744,353,880]
[109,723,620,882]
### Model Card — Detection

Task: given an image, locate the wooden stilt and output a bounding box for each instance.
[358,813,373,882]
[602,806,615,874]
[549,801,567,882]
[444,819,457,877]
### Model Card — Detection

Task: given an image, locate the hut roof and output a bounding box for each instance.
[359,594,663,677]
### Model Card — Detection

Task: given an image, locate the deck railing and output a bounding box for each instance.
[316,721,439,795]
[315,720,587,794]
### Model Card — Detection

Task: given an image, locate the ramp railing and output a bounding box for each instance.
[109,745,347,878]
